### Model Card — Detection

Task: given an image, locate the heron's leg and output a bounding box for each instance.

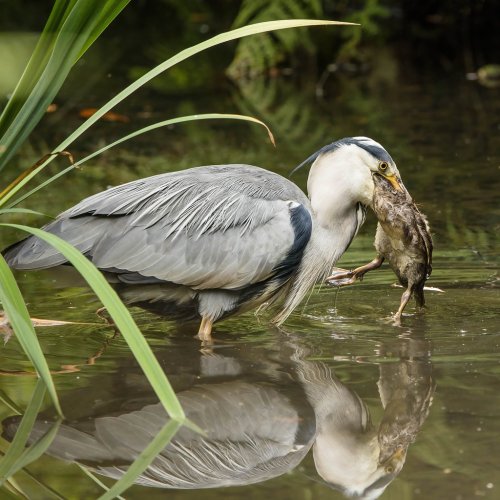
[326,256,385,287]
[393,287,413,325]
[197,316,213,343]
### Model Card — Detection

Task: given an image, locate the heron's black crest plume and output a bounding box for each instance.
[290,137,393,177]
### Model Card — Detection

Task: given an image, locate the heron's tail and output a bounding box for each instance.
[2,217,99,270]
[2,231,69,270]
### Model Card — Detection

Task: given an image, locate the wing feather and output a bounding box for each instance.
[5,165,312,290]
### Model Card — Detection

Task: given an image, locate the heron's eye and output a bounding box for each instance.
[385,466,394,473]
[379,161,389,172]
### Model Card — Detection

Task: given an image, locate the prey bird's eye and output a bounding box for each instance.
[378,161,389,172]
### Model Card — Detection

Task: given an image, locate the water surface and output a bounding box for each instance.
[0,43,499,499]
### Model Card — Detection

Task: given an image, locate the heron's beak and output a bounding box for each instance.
[384,174,403,192]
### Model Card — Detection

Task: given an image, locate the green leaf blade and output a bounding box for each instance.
[0,379,46,483]
[0,0,131,172]
[0,257,62,417]
[0,19,355,203]
[7,113,275,209]
[98,420,182,500]
[0,224,185,422]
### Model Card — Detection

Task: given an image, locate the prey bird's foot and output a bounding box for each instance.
[380,314,401,326]
[327,256,385,287]
[391,313,403,326]
[326,268,357,287]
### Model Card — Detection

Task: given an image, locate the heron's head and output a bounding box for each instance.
[295,137,403,221]
[313,431,406,499]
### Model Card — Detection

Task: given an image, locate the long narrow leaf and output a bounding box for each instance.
[78,0,131,58]
[0,1,101,169]
[77,464,125,500]
[55,20,352,149]
[0,0,75,138]
[0,209,50,217]
[0,257,62,417]
[0,224,184,422]
[0,19,355,206]
[8,113,275,208]
[0,390,22,415]
[99,419,182,500]
[0,0,131,171]
[4,420,61,479]
[0,379,46,483]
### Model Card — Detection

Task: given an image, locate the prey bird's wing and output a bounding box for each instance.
[4,165,312,290]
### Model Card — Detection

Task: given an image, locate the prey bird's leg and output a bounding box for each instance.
[393,287,413,325]
[414,284,426,310]
[326,256,385,287]
[197,316,214,344]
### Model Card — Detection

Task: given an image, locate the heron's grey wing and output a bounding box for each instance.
[4,165,312,290]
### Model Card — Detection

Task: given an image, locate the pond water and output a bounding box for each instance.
[1,36,500,499]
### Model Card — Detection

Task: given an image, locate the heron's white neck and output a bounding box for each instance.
[272,222,355,325]
[272,148,374,325]
[307,148,374,229]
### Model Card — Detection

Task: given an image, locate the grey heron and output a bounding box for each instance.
[3,137,403,340]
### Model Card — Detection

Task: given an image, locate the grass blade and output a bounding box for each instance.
[56,20,353,148]
[0,0,131,171]
[0,209,50,218]
[4,420,61,479]
[55,20,352,150]
[76,113,275,162]
[0,379,46,482]
[0,0,75,139]
[0,19,356,206]
[0,390,22,415]
[78,1,131,58]
[0,224,184,422]
[7,113,275,208]
[98,419,182,500]
[0,257,62,417]
[77,464,125,500]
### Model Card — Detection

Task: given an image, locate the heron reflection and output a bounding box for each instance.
[2,332,434,498]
